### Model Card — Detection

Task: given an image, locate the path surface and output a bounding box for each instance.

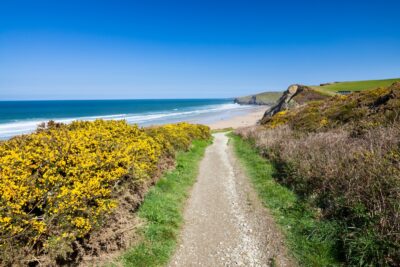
[169,133,294,267]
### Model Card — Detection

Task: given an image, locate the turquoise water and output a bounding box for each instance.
[0,99,255,139]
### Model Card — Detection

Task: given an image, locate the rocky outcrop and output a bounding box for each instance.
[234,95,264,105]
[234,95,258,105]
[234,92,283,105]
[259,84,302,123]
[249,95,257,104]
[259,84,328,124]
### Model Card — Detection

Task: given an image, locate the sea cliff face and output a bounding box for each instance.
[234,92,282,105]
[234,95,260,105]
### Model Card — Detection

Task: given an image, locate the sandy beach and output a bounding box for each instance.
[207,106,267,130]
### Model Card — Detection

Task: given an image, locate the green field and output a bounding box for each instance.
[311,78,400,95]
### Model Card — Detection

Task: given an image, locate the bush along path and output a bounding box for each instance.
[168,133,294,267]
[0,121,211,266]
[119,139,210,267]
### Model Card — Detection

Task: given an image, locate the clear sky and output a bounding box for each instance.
[0,0,399,100]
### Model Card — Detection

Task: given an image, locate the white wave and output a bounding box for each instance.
[0,103,255,139]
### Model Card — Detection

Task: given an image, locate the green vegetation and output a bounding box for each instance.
[0,120,210,266]
[236,79,400,105]
[291,86,330,104]
[236,79,400,106]
[230,133,340,266]
[238,82,400,266]
[263,82,400,132]
[311,78,400,95]
[234,91,282,105]
[120,139,210,267]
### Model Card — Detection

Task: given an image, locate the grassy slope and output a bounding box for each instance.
[236,91,282,104]
[237,79,400,103]
[119,139,210,267]
[311,78,400,95]
[230,133,341,266]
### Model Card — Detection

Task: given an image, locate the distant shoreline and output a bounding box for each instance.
[0,100,263,139]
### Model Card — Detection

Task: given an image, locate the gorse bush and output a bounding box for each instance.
[0,120,210,265]
[145,122,210,154]
[237,82,400,266]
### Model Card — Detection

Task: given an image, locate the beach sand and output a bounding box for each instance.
[206,106,266,130]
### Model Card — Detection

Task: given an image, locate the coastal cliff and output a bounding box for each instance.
[260,84,328,124]
[234,91,282,105]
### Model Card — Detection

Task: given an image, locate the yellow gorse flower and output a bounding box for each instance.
[0,120,210,258]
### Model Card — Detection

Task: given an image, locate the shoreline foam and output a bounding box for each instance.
[0,103,264,139]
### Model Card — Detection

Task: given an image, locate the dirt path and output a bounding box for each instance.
[168,133,294,267]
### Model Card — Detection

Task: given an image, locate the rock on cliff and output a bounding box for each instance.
[234,95,258,104]
[260,84,328,124]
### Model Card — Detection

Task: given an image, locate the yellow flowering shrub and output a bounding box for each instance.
[265,110,294,129]
[145,122,211,154]
[0,120,210,264]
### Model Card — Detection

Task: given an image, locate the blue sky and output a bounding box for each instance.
[0,0,399,99]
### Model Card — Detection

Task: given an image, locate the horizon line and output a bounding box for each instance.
[0,97,239,102]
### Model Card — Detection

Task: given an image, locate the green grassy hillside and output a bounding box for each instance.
[235,79,400,106]
[234,91,282,105]
[311,78,400,95]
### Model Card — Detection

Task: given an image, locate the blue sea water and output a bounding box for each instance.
[0,99,256,139]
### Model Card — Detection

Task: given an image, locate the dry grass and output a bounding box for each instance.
[236,83,400,265]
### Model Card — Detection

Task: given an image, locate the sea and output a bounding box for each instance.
[0,99,258,139]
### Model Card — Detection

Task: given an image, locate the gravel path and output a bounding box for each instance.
[168,133,295,267]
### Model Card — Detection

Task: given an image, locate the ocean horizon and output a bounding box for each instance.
[0,98,256,139]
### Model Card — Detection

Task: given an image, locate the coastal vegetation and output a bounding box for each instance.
[121,139,209,266]
[236,82,400,266]
[311,78,400,95]
[230,133,339,266]
[234,78,400,107]
[0,120,210,266]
